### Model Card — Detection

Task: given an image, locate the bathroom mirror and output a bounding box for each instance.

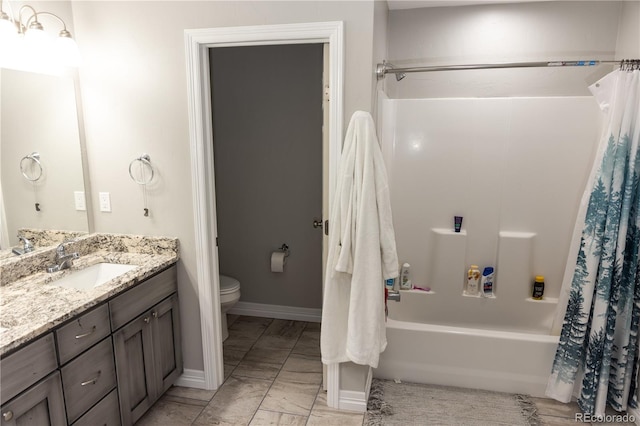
[0,68,91,250]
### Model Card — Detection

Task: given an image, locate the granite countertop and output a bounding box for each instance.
[0,233,179,357]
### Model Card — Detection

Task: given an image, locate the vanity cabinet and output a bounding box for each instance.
[112,267,182,426]
[0,264,180,426]
[0,372,66,426]
[0,333,66,426]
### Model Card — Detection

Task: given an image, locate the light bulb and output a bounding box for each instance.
[0,17,18,68]
[55,34,81,67]
[23,27,54,72]
[0,15,17,41]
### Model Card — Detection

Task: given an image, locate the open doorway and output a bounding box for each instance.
[184,22,344,402]
[210,43,324,321]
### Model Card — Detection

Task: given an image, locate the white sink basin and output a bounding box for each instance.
[51,263,137,291]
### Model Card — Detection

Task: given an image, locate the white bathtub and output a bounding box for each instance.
[375,293,559,397]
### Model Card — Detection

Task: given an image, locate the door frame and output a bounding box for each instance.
[184,22,344,400]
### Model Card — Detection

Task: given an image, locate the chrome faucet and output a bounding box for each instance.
[11,236,34,256]
[46,242,80,273]
[387,290,401,302]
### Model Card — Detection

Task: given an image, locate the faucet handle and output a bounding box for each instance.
[56,243,66,257]
[17,236,34,252]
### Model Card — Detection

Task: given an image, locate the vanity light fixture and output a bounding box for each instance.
[0,0,81,70]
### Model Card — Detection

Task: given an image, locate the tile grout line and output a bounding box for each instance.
[247,318,313,425]
[192,316,275,426]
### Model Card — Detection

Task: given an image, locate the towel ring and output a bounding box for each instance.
[20,152,43,182]
[129,154,154,185]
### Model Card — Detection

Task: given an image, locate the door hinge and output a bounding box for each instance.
[323,85,330,102]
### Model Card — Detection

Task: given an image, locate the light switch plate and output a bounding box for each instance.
[74,191,86,211]
[99,192,111,212]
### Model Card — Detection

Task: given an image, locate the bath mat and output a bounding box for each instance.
[365,379,540,426]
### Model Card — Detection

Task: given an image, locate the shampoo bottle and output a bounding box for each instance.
[481,267,495,297]
[400,263,412,289]
[466,265,480,296]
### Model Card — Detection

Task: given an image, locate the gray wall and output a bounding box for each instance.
[210,44,323,309]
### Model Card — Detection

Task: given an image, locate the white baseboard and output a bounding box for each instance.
[174,369,208,389]
[229,301,321,322]
[338,390,367,413]
[337,367,371,413]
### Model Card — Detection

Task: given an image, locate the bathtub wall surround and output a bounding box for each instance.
[382,96,601,302]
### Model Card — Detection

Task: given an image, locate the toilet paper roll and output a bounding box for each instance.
[271,251,287,273]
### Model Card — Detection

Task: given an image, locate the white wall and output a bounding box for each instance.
[70,0,377,373]
[386,1,622,98]
[615,1,640,60]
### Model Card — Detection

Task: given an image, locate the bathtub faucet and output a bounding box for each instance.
[387,290,401,302]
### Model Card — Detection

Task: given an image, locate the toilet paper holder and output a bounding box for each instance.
[279,244,290,257]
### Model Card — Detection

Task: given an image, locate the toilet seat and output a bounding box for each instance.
[220,275,240,295]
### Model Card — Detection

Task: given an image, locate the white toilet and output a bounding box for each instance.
[219,274,241,341]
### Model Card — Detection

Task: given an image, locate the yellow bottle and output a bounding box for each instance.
[532,275,545,300]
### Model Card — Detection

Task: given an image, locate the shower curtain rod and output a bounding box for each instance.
[375,59,626,80]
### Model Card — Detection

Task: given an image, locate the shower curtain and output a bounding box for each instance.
[546,63,640,416]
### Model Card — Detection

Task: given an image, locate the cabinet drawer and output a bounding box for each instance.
[110,266,177,330]
[0,333,57,405]
[73,388,121,426]
[56,304,111,365]
[61,337,117,424]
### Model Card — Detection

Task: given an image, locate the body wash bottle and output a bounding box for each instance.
[466,265,480,296]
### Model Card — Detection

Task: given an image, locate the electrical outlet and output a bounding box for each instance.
[99,192,111,212]
[74,191,86,211]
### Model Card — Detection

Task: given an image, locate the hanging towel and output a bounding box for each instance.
[321,111,399,369]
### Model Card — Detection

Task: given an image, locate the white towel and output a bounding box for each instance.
[320,111,399,368]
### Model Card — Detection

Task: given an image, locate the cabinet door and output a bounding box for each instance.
[0,372,66,426]
[113,312,156,426]
[151,294,183,394]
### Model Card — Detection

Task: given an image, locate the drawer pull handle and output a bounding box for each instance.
[3,411,13,421]
[75,326,97,339]
[81,371,101,386]
[144,316,151,324]
[152,311,157,319]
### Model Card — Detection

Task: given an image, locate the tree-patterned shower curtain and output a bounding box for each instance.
[546,62,640,417]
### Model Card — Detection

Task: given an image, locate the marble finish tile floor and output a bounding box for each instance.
[138,315,635,425]
[137,315,361,426]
